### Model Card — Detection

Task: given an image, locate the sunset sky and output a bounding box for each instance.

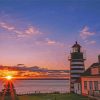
[0,0,100,70]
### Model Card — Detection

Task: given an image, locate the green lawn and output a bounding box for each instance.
[18,93,88,100]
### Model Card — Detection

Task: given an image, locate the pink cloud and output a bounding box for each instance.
[0,22,15,31]
[80,26,95,39]
[35,38,64,47]
[0,22,41,37]
[89,40,96,44]
[35,38,56,45]
[25,26,41,35]
[84,40,96,45]
[45,38,56,45]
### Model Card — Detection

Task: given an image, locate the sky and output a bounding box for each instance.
[0,0,100,70]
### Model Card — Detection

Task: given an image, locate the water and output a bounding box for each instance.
[0,80,70,94]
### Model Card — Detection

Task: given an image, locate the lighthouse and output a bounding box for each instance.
[69,41,86,93]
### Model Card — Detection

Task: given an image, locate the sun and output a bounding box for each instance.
[5,75,13,80]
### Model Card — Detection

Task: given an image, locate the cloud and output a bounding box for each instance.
[0,22,15,31]
[84,40,96,45]
[45,38,56,45]
[35,38,56,46]
[80,26,95,39]
[89,40,96,44]
[35,38,64,47]
[80,26,97,45]
[45,38,64,47]
[0,65,69,78]
[25,26,42,35]
[0,22,42,38]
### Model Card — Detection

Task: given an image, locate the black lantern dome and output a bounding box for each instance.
[72,41,81,52]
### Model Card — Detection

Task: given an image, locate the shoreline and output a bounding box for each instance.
[0,78,69,80]
[15,78,69,80]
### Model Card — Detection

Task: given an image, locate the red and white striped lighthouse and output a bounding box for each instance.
[69,41,86,93]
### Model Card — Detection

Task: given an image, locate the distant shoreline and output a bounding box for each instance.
[15,78,69,80]
[0,78,69,80]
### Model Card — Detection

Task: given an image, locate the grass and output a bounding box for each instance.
[17,93,89,100]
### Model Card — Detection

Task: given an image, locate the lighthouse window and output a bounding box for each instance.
[73,47,78,52]
[84,81,87,90]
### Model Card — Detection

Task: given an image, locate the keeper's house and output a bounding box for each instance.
[74,55,100,96]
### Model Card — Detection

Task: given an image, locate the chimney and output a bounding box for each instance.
[98,55,100,63]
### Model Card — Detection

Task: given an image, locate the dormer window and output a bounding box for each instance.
[91,67,100,75]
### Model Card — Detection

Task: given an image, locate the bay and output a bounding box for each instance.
[0,80,70,94]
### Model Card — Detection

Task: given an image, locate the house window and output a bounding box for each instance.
[84,81,87,90]
[78,83,80,90]
[94,81,98,90]
[89,81,93,90]
[99,68,100,74]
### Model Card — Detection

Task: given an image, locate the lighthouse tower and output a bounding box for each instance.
[69,41,86,93]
